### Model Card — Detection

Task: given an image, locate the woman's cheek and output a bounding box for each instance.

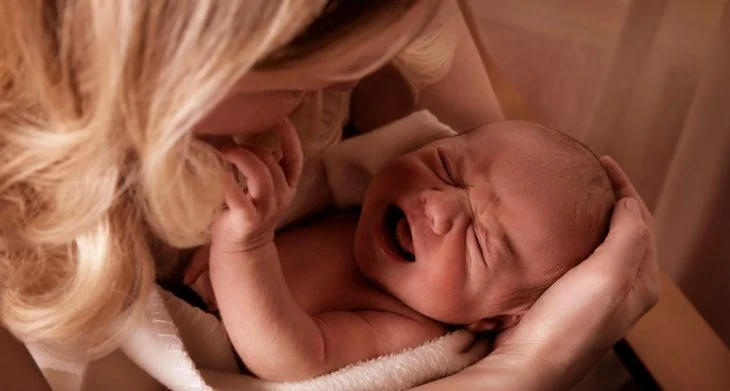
[193,91,305,136]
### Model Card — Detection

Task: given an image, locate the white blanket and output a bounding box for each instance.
[30,111,488,390]
[142,288,488,391]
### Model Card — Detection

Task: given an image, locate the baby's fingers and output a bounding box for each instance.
[220,147,274,201]
[276,119,303,188]
[246,146,289,195]
[183,245,211,285]
[221,170,254,212]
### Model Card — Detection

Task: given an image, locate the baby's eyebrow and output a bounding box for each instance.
[477,215,519,267]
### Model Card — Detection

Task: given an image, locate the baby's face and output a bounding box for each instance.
[354,122,592,326]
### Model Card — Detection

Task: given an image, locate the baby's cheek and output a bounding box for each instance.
[411,265,469,322]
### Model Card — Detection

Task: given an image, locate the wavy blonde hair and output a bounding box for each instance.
[0,0,450,360]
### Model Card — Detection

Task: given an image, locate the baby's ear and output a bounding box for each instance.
[466,314,524,332]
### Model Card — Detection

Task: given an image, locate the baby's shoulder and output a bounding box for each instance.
[360,292,447,340]
[312,304,447,362]
[342,307,447,355]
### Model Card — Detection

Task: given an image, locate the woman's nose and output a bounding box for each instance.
[420,189,462,235]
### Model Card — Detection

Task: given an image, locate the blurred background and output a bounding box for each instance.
[463,0,729,388]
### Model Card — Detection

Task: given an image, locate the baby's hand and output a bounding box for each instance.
[211,120,303,253]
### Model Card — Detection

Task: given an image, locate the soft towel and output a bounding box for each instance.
[127,288,489,391]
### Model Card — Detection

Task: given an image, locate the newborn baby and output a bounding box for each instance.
[196,120,616,382]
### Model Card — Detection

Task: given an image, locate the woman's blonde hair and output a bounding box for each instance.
[0,0,450,360]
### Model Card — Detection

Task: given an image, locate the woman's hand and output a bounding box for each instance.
[416,156,659,390]
[497,156,659,387]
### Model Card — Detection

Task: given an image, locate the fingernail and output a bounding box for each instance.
[625,198,640,213]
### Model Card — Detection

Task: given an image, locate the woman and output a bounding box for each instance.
[0,0,657,389]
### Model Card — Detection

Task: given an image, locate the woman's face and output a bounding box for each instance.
[193,0,440,139]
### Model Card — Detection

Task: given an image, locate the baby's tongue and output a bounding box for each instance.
[395,217,415,256]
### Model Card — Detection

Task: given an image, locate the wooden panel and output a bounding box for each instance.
[627,271,730,391]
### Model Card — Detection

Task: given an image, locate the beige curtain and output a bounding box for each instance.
[469,0,730,346]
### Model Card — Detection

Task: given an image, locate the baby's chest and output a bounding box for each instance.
[280,250,399,315]
[274,211,423,317]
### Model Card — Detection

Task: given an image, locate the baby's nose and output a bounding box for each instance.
[420,189,462,235]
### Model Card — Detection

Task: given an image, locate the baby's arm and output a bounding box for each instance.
[213,244,445,382]
[209,121,323,381]
[215,245,444,382]
[209,123,444,382]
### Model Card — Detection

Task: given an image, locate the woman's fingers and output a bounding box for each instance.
[591,196,659,317]
[276,119,303,188]
[485,159,660,387]
[599,156,659,303]
[600,156,654,225]
[600,156,636,199]
[582,197,649,276]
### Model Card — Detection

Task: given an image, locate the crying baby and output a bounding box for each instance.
[188,120,616,381]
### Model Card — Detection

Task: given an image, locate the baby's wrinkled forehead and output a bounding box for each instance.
[437,124,543,168]
[432,127,496,157]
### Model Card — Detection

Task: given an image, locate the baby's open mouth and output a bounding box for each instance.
[383,205,416,262]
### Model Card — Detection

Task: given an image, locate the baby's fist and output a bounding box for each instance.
[212,120,303,252]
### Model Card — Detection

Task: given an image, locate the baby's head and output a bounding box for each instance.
[354,121,615,331]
